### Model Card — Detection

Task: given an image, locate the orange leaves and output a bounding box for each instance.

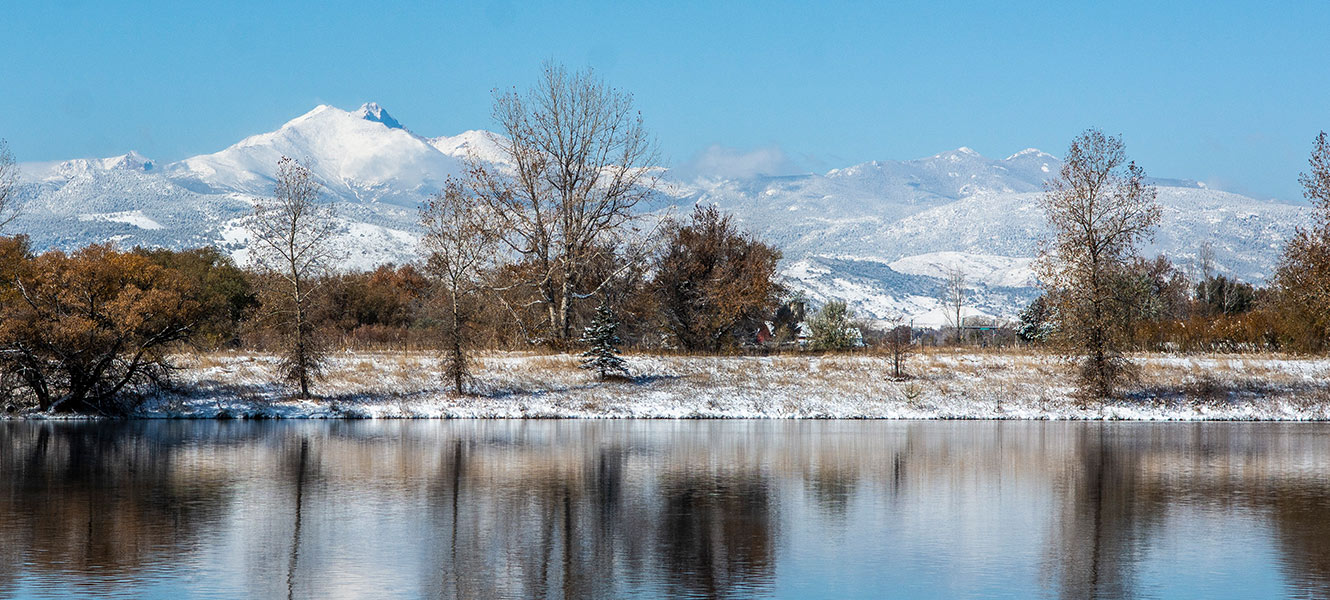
[655,205,783,351]
[0,241,202,413]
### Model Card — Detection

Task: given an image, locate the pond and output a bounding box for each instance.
[1,420,1328,599]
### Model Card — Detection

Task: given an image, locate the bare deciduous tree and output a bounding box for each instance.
[1036,129,1160,401]
[1193,241,1216,313]
[882,315,914,380]
[420,177,496,395]
[940,266,968,345]
[0,140,21,233]
[469,62,659,344]
[249,157,340,398]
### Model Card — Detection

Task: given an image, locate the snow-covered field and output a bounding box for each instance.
[111,350,1330,420]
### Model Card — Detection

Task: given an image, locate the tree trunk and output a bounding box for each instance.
[293,270,310,399]
[450,286,464,396]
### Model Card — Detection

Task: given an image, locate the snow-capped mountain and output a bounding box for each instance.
[9,103,1312,321]
[662,147,1305,321]
[169,103,467,205]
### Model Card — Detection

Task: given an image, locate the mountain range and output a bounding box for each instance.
[10,103,1311,322]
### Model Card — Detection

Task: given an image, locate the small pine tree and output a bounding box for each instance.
[1017,296,1057,344]
[580,300,630,380]
[808,300,860,350]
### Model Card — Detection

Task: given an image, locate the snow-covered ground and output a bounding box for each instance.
[104,350,1330,420]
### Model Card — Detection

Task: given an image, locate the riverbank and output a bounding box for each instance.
[76,349,1330,420]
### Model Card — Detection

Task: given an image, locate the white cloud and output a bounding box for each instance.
[672,144,802,180]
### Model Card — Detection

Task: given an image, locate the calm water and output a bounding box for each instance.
[2,420,1329,599]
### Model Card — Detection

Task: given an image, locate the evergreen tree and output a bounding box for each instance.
[580,300,630,380]
[1017,296,1057,343]
[808,300,861,350]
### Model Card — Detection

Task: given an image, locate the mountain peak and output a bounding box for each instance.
[928,147,986,161]
[355,102,403,130]
[1004,148,1055,161]
[107,151,154,171]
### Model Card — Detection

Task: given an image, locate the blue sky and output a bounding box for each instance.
[1,0,1327,200]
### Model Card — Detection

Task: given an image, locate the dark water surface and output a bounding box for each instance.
[2,420,1329,599]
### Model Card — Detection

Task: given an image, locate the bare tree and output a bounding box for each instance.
[469,62,659,344]
[1036,129,1160,401]
[882,315,914,380]
[420,177,496,395]
[940,266,968,345]
[0,140,21,233]
[1193,241,1216,314]
[248,157,340,398]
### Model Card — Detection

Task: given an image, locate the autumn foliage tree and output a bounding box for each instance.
[1036,129,1160,400]
[1274,131,1330,351]
[654,205,783,351]
[0,241,201,414]
[134,246,257,348]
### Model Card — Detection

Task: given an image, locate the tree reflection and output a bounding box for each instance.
[1042,425,1162,599]
[1270,484,1330,598]
[416,434,778,599]
[0,422,231,596]
[656,470,777,598]
[5,421,1330,599]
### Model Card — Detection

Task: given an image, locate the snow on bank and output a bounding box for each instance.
[105,351,1330,421]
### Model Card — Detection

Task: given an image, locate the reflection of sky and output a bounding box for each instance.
[776,478,1050,600]
[2,421,1328,599]
[1139,507,1285,600]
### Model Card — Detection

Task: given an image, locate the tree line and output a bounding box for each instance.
[1027,129,1330,401]
[0,66,1328,412]
[0,64,799,413]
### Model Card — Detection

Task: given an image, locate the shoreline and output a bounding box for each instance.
[12,349,1330,421]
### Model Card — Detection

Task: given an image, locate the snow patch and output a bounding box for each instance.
[889,251,1037,288]
[77,210,163,230]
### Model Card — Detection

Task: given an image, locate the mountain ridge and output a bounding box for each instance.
[10,102,1311,322]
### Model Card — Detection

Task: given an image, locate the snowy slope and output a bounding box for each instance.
[9,102,1312,321]
[169,103,466,207]
[889,252,1036,288]
[428,130,511,166]
[660,149,1307,319]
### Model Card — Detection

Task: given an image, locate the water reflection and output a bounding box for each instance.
[1,421,1329,599]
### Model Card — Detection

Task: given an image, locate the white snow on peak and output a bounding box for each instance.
[171,103,465,201]
[19,151,156,182]
[931,147,984,161]
[429,129,511,166]
[354,102,403,130]
[78,210,164,230]
[1004,148,1054,161]
[97,151,155,171]
[281,104,336,128]
[7,102,1310,322]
